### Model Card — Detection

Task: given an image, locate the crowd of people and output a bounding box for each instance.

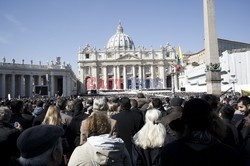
[1,92,250,166]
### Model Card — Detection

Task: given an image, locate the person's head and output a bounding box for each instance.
[219,105,235,120]
[169,97,184,107]
[0,106,12,122]
[137,93,145,98]
[133,109,166,149]
[93,97,108,112]
[237,96,250,115]
[83,111,111,136]
[73,99,84,116]
[119,97,131,111]
[17,125,64,166]
[130,99,138,109]
[201,94,219,112]
[65,100,74,112]
[86,97,93,106]
[36,100,44,108]
[151,98,162,109]
[42,106,62,125]
[56,98,67,111]
[181,98,213,131]
[107,101,120,112]
[145,108,162,124]
[10,100,23,114]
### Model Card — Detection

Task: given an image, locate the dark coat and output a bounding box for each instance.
[112,110,144,158]
[132,143,163,166]
[65,112,89,153]
[0,122,21,165]
[161,138,242,166]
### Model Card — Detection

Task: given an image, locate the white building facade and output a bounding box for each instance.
[179,48,250,93]
[0,57,77,99]
[78,23,178,94]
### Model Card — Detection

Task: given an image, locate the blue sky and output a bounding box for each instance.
[0,0,249,74]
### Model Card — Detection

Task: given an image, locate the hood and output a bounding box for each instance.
[32,107,43,117]
[87,134,126,165]
[182,131,218,151]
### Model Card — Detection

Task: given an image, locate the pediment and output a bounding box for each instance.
[117,54,141,60]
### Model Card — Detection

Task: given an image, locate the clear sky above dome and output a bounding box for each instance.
[0,0,249,74]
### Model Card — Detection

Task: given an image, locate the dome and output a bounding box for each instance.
[107,22,135,50]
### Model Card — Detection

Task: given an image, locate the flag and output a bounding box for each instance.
[177,46,183,60]
[175,46,183,72]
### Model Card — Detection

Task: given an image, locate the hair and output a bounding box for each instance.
[65,100,74,112]
[107,101,120,118]
[151,98,162,109]
[219,105,235,120]
[130,99,138,108]
[10,100,23,113]
[56,98,67,110]
[18,138,62,166]
[120,97,131,111]
[42,106,62,125]
[0,106,12,122]
[237,96,250,106]
[93,97,108,112]
[133,109,166,149]
[84,111,111,136]
[201,94,219,112]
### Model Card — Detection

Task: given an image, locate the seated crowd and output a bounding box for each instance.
[0,93,250,166]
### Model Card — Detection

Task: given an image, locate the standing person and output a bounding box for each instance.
[161,98,242,166]
[132,109,166,166]
[56,98,72,129]
[80,96,117,145]
[0,106,22,165]
[9,100,30,130]
[219,105,242,149]
[68,111,131,166]
[112,97,144,159]
[65,99,89,154]
[16,125,64,166]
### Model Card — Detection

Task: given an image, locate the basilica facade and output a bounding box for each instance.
[78,23,178,93]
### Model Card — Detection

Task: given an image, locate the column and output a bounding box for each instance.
[103,66,107,90]
[63,75,67,97]
[38,75,41,85]
[1,74,6,99]
[11,74,15,98]
[29,75,33,97]
[113,66,117,90]
[92,66,98,90]
[51,75,55,97]
[138,65,142,89]
[117,66,120,89]
[132,65,136,89]
[159,66,166,89]
[123,65,127,90]
[20,75,25,97]
[142,65,145,89]
[151,65,155,89]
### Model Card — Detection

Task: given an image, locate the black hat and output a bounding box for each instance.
[17,125,64,158]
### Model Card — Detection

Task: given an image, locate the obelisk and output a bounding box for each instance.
[204,0,221,96]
